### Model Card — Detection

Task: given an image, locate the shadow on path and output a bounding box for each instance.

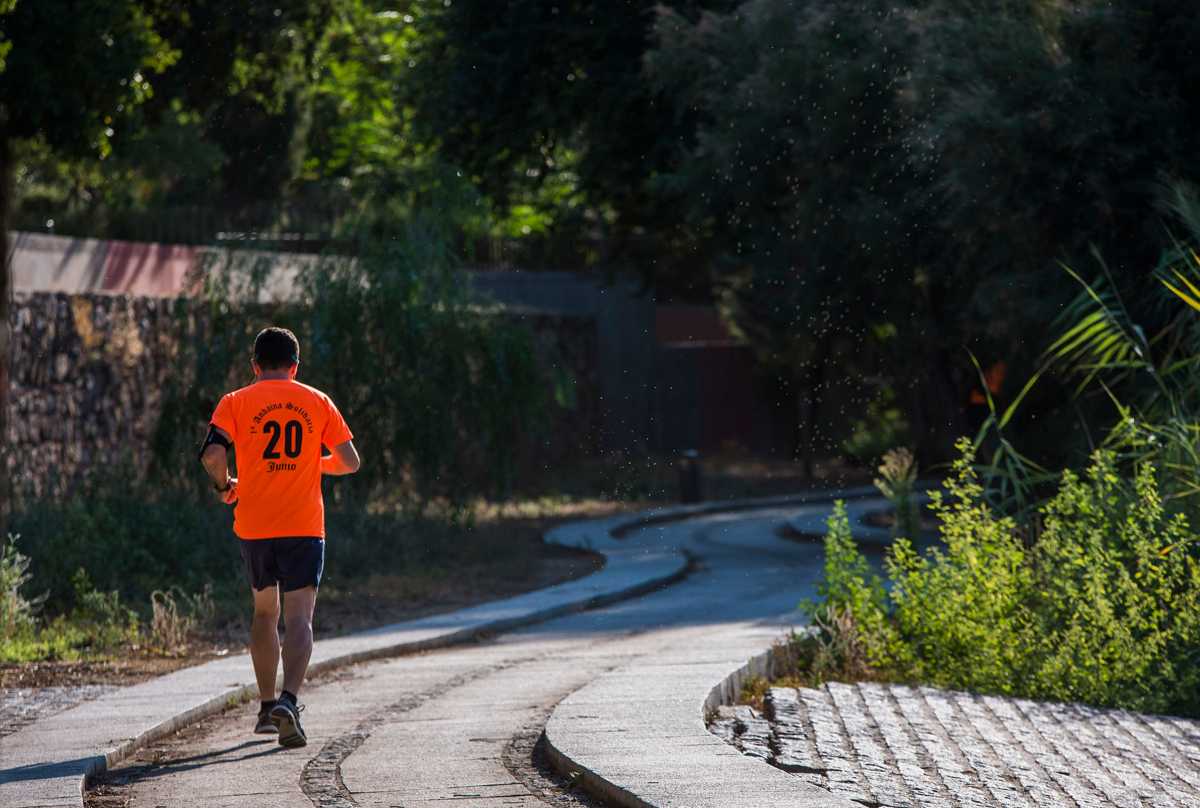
[0,756,103,785]
[103,739,286,784]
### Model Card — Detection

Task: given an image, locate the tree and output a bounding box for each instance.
[0,0,176,530]
[142,0,336,208]
[646,0,1200,465]
[405,0,738,276]
[645,0,946,464]
[8,1,339,244]
[297,0,481,237]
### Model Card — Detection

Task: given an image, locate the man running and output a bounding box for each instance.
[198,327,360,748]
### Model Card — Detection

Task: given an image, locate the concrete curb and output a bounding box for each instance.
[783,483,938,545]
[541,492,868,808]
[34,489,863,807]
[85,550,699,790]
[538,644,795,808]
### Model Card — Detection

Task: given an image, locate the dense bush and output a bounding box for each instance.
[4,472,551,660]
[0,535,40,640]
[11,486,240,617]
[150,225,555,511]
[1,528,147,661]
[817,440,1200,717]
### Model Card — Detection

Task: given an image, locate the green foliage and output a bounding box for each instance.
[0,534,41,641]
[7,0,338,238]
[967,352,1057,519]
[0,561,142,663]
[842,389,910,466]
[10,487,239,617]
[1024,457,1200,709]
[809,502,895,670]
[817,439,1200,716]
[407,0,737,268]
[1039,196,1200,514]
[150,227,553,509]
[0,1,177,157]
[814,502,882,619]
[71,569,140,651]
[885,443,1030,694]
[0,0,14,73]
[873,448,919,541]
[299,233,548,504]
[644,0,1200,462]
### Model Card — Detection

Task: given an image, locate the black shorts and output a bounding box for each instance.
[238,537,325,592]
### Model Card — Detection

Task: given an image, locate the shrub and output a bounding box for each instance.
[885,442,1029,694]
[874,448,919,541]
[808,502,896,671]
[151,228,556,512]
[149,586,214,653]
[70,569,140,651]
[11,486,239,616]
[818,438,1200,716]
[0,534,42,640]
[1022,456,1200,712]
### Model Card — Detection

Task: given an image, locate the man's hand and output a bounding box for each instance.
[221,477,239,505]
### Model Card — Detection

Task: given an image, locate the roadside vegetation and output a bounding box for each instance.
[0,225,578,674]
[788,214,1200,719]
[0,451,847,678]
[8,1,1200,708]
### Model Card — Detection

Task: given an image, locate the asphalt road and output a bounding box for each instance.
[95,504,830,808]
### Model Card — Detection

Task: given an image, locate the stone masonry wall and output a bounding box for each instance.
[9,293,184,501]
[6,292,598,503]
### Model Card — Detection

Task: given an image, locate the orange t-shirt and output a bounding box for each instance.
[209,379,353,540]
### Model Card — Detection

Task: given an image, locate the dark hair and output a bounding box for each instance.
[253,327,300,370]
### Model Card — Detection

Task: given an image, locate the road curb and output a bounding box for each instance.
[61,490,859,806]
[541,490,866,808]
[81,553,700,795]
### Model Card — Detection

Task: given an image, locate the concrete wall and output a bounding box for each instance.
[470,270,655,452]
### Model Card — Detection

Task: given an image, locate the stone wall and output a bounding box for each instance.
[7,292,599,503]
[9,293,183,501]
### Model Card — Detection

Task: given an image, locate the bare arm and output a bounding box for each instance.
[322,439,361,476]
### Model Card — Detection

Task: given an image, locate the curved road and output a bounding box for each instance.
[102,504,834,807]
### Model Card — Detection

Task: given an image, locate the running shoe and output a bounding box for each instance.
[254,702,278,735]
[269,698,307,748]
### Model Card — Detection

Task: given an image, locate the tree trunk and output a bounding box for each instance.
[0,132,11,536]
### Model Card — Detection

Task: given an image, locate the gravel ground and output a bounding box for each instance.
[0,684,119,739]
[712,682,1200,808]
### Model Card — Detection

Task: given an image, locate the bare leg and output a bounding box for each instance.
[281,586,317,696]
[249,586,281,702]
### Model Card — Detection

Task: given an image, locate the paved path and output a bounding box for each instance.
[0,686,117,740]
[82,501,853,807]
[14,492,1191,808]
[0,505,693,808]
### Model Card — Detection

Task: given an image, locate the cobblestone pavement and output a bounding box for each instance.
[0,685,118,739]
[713,682,1200,808]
